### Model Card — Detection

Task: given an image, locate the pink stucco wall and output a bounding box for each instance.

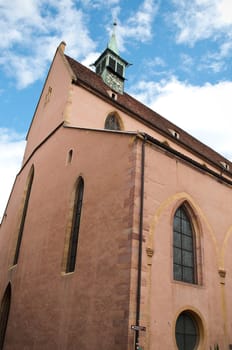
[0,128,138,349]
[137,141,232,349]
[23,48,74,164]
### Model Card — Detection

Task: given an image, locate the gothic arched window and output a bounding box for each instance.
[104,113,122,131]
[0,283,11,350]
[66,176,84,273]
[13,165,34,265]
[173,205,196,284]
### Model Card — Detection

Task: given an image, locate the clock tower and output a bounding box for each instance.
[94,23,129,94]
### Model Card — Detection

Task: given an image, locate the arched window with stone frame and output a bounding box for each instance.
[173,203,202,285]
[65,176,84,273]
[104,112,123,131]
[175,310,200,350]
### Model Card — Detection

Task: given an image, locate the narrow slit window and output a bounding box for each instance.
[66,176,84,273]
[67,149,73,164]
[101,57,106,71]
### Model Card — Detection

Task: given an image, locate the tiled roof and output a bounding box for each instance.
[65,54,232,177]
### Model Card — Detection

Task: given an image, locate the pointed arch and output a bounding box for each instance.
[0,283,11,350]
[146,193,210,285]
[13,165,34,265]
[173,200,203,285]
[104,112,123,131]
[65,176,84,273]
[147,193,217,261]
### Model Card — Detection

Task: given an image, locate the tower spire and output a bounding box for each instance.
[107,22,119,55]
[93,21,130,94]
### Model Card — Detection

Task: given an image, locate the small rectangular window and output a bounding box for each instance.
[116,63,123,76]
[109,57,116,71]
[96,65,100,74]
[102,57,106,71]
[169,128,180,139]
[220,161,230,170]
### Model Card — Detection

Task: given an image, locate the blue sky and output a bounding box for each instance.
[1,0,232,219]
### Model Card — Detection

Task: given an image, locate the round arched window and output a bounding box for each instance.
[175,311,199,350]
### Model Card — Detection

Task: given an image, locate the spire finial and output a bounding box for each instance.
[108,21,119,55]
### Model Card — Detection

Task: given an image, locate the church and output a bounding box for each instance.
[0,28,232,350]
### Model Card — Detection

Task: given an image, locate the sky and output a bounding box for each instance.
[0,0,232,219]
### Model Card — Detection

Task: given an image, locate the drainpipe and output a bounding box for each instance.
[135,134,146,350]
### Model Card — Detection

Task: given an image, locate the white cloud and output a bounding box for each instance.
[80,0,120,7]
[195,38,232,75]
[112,0,159,51]
[0,0,96,88]
[180,54,194,71]
[81,51,101,70]
[0,0,159,87]
[217,0,232,25]
[0,129,26,221]
[171,0,232,45]
[147,57,166,68]
[129,78,232,160]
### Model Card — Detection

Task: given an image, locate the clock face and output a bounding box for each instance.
[105,72,123,94]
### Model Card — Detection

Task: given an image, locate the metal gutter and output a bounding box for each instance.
[135,135,146,350]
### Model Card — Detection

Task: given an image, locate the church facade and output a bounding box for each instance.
[0,34,232,350]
